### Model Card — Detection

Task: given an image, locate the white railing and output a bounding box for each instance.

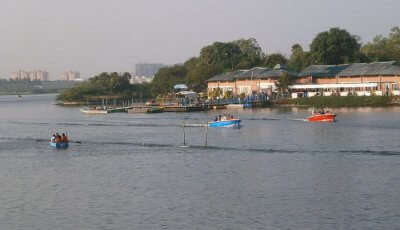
[340,92,349,96]
[323,92,332,96]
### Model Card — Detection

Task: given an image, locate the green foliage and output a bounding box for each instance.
[361,26,400,62]
[186,58,223,92]
[57,72,151,102]
[151,65,187,96]
[151,38,265,97]
[233,38,264,69]
[0,79,75,95]
[310,27,361,64]
[275,72,293,94]
[224,90,233,99]
[264,53,288,68]
[208,88,223,99]
[288,44,312,72]
[293,96,392,108]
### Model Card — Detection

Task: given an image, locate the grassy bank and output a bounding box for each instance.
[288,96,393,108]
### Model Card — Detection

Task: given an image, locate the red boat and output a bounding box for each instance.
[307,111,336,122]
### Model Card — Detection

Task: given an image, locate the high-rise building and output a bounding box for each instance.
[135,63,165,77]
[61,71,81,81]
[10,70,48,81]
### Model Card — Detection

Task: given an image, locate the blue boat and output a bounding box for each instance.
[49,142,69,149]
[208,119,241,127]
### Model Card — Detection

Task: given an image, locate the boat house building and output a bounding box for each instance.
[291,61,400,98]
[207,64,296,98]
[207,61,400,98]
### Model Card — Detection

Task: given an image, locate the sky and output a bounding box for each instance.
[0,0,399,79]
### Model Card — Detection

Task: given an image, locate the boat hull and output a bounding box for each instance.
[49,142,69,149]
[307,114,336,122]
[208,119,241,127]
[80,108,108,114]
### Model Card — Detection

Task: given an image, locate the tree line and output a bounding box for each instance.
[58,26,400,101]
[57,72,151,102]
[152,26,400,96]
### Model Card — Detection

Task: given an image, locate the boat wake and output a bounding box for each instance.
[1,137,400,156]
[287,118,308,122]
[2,121,182,128]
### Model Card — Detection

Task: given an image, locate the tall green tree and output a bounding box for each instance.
[361,26,400,62]
[310,27,361,65]
[233,38,264,69]
[288,44,312,72]
[264,53,288,68]
[151,65,187,96]
[275,72,293,95]
[199,42,242,71]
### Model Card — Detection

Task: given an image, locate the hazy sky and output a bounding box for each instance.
[1,0,399,79]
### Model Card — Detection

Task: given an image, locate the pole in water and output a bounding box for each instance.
[204,122,208,147]
[182,122,186,146]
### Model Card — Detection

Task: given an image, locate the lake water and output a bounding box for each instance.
[1,94,400,230]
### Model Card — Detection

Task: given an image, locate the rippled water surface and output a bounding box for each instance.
[1,94,400,229]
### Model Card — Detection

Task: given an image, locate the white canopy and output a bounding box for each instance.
[176,91,198,97]
[289,83,378,89]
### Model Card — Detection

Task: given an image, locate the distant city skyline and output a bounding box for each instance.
[10,70,49,81]
[1,0,399,79]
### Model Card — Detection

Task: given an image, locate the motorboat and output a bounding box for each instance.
[208,115,241,127]
[307,110,336,122]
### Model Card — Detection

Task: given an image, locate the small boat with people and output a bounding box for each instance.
[49,141,69,149]
[307,109,336,122]
[208,114,241,127]
[49,132,69,149]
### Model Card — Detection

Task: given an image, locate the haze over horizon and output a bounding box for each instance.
[1,0,399,80]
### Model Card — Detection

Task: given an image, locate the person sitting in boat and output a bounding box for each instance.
[61,133,69,143]
[214,116,218,121]
[55,133,62,143]
[51,134,56,143]
[230,115,234,120]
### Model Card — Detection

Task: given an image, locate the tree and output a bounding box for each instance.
[151,65,187,96]
[288,44,312,72]
[310,27,361,64]
[185,62,223,92]
[361,26,400,62]
[264,53,288,68]
[199,42,242,71]
[275,72,293,95]
[57,72,151,102]
[233,38,264,69]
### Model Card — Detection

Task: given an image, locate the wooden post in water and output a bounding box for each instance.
[182,122,186,146]
[204,122,208,147]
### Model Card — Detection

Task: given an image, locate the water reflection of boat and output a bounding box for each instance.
[49,142,69,149]
[208,119,241,127]
[307,111,336,122]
